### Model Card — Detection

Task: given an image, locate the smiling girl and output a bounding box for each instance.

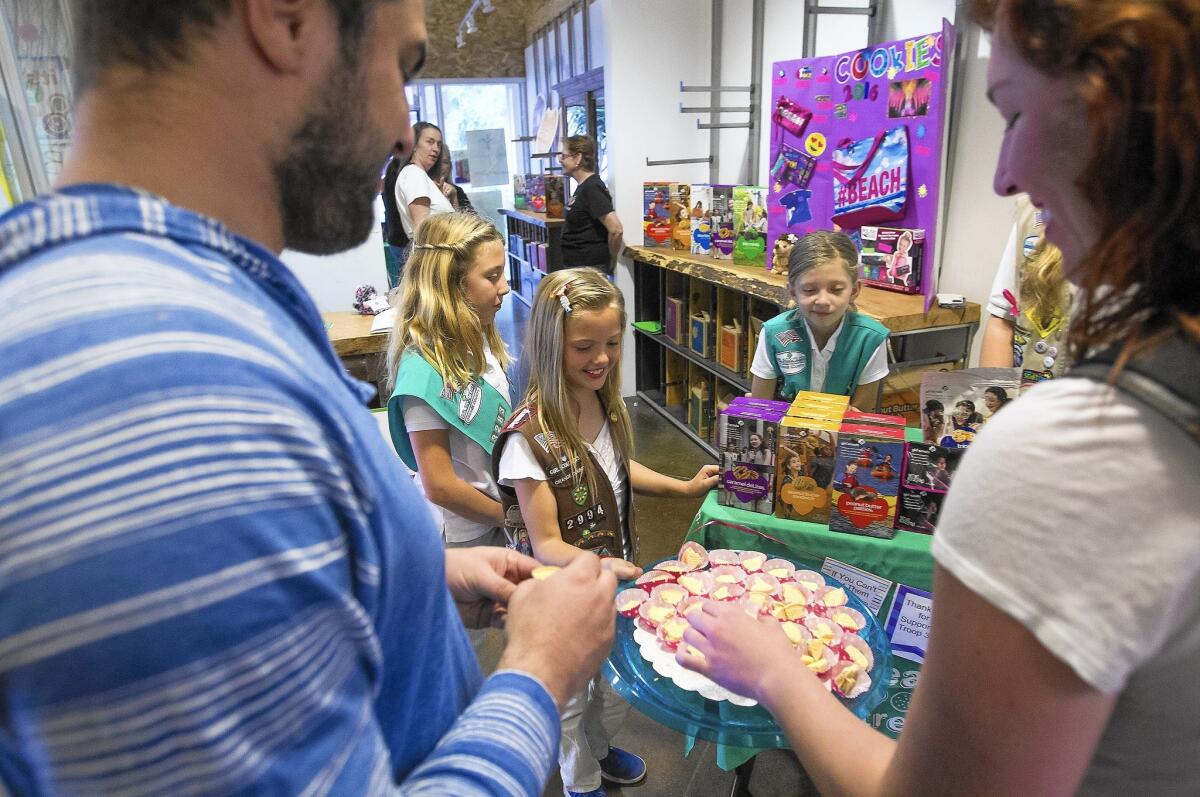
[493,268,718,797]
[750,230,889,407]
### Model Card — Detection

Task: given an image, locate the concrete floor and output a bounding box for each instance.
[488,298,819,797]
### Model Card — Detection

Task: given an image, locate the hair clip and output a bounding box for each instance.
[554,282,573,314]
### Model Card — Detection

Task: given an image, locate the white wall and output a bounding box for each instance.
[937,23,1011,364]
[603,0,715,393]
[282,199,388,312]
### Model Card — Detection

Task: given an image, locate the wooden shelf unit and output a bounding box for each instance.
[628,246,982,454]
[498,207,566,306]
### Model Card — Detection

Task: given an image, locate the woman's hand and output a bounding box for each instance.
[601,557,643,581]
[675,599,808,705]
[684,464,721,497]
[439,180,457,205]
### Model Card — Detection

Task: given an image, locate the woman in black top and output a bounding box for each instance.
[558,135,624,274]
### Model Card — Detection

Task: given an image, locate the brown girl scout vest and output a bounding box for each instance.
[491,403,637,562]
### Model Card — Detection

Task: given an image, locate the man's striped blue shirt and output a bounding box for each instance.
[0,184,559,796]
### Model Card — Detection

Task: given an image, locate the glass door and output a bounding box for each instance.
[0,0,75,204]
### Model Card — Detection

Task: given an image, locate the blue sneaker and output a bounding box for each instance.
[566,789,606,797]
[598,747,647,785]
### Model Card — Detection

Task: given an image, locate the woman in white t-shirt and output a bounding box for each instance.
[393,122,455,243]
[675,3,1200,796]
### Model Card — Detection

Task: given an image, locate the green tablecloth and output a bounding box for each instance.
[686,491,934,595]
[679,491,934,769]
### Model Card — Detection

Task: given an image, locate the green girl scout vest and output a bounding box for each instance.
[761,310,889,401]
[387,350,510,472]
[491,403,637,562]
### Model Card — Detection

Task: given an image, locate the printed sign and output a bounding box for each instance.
[884,584,933,663]
[821,557,893,615]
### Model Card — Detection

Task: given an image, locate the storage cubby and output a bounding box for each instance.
[715,287,746,375]
[687,281,716,359]
[686,363,715,443]
[663,271,689,345]
[498,209,564,306]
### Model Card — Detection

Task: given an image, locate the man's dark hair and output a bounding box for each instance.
[70,1,378,94]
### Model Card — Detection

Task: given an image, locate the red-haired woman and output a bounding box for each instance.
[677,2,1200,794]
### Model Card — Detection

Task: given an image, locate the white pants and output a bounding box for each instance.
[559,673,630,793]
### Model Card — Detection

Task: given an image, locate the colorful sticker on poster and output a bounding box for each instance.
[884,584,933,663]
[820,557,893,614]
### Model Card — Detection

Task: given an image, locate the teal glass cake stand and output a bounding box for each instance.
[603,556,892,748]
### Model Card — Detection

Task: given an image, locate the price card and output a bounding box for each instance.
[884,584,933,663]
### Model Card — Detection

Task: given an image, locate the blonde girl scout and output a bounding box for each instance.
[750,230,890,407]
[981,194,1073,385]
[492,268,718,797]
[386,213,512,553]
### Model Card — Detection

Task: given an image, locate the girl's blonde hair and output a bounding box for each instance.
[523,268,634,495]
[787,229,860,314]
[1021,233,1068,330]
[387,212,509,391]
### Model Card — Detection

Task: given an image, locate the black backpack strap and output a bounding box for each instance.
[1070,334,1200,444]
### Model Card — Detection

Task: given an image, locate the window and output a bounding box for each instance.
[410,79,528,231]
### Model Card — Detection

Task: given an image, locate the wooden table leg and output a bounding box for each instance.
[729,756,756,797]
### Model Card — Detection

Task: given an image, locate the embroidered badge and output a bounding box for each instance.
[572,483,589,506]
[776,350,807,375]
[774,329,802,347]
[533,433,551,453]
[439,384,456,401]
[458,382,482,423]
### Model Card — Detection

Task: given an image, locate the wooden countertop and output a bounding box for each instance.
[498,207,566,226]
[625,245,980,334]
[323,311,390,357]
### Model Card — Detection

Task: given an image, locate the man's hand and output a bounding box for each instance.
[444,547,539,629]
[685,464,721,497]
[498,553,617,708]
[601,557,642,581]
[675,599,805,705]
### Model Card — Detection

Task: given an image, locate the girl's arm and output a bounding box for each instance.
[409,429,504,526]
[750,375,777,399]
[980,315,1016,368]
[630,460,719,498]
[680,565,1117,797]
[512,478,641,579]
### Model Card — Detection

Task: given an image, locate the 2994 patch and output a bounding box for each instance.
[776,350,807,375]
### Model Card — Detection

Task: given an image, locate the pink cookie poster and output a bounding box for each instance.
[767,23,955,310]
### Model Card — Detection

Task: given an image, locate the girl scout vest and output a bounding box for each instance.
[1008,201,1072,388]
[761,310,889,400]
[1014,257,1073,389]
[491,403,637,562]
[387,350,510,472]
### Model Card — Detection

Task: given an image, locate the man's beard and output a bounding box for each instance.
[274,57,384,255]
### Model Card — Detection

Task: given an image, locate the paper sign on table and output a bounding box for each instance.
[884,584,933,663]
[821,557,892,615]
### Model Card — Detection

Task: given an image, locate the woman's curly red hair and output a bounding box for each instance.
[972,0,1200,357]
